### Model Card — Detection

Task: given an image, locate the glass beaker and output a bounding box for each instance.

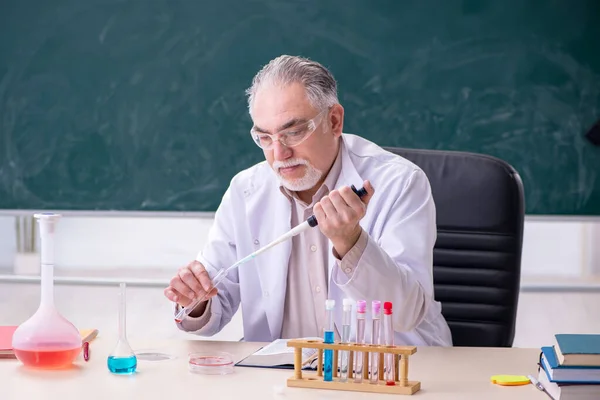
[107,283,137,374]
[12,213,82,369]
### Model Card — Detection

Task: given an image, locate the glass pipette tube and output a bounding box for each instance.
[323,299,335,382]
[383,301,395,385]
[339,298,353,382]
[174,217,317,323]
[354,300,366,383]
[370,300,381,384]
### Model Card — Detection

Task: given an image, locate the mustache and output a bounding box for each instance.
[273,159,309,170]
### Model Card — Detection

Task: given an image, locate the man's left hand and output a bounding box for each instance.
[313,180,375,258]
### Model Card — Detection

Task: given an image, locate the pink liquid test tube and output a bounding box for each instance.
[383,301,395,385]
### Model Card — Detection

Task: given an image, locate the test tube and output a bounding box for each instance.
[340,298,353,382]
[383,301,395,385]
[370,300,381,384]
[354,300,366,383]
[323,299,335,382]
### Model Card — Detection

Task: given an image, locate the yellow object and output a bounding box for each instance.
[490,375,531,386]
[80,329,99,342]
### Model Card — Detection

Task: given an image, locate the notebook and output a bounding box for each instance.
[541,346,600,383]
[538,366,600,400]
[236,337,321,370]
[0,326,98,359]
[0,326,18,359]
[554,334,600,367]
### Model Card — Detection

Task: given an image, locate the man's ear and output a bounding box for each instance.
[329,104,344,138]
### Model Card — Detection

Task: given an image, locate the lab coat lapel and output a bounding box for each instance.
[246,179,291,341]
[327,136,364,283]
[327,137,364,332]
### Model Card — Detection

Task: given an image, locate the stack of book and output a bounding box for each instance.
[538,334,600,399]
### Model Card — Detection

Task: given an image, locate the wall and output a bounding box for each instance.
[0,215,599,286]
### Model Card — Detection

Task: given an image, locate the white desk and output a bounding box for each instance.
[1,337,547,399]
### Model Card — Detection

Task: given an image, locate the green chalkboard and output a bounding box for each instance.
[1,0,599,214]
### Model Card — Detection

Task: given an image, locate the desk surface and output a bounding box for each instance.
[1,337,547,400]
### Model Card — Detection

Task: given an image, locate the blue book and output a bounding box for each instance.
[554,334,600,367]
[541,346,600,383]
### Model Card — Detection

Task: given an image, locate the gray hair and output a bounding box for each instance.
[245,55,339,114]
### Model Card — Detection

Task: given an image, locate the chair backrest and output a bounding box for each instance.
[383,147,525,347]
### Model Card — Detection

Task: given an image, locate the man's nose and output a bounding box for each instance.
[272,139,292,160]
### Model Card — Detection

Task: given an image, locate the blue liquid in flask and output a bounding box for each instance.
[107,355,137,374]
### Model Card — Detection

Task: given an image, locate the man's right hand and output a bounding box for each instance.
[164,260,218,311]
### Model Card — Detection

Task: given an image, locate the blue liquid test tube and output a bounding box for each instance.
[323,299,335,382]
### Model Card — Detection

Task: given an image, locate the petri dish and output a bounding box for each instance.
[188,351,235,375]
[135,351,176,361]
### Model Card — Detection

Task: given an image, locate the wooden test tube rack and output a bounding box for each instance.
[286,339,420,395]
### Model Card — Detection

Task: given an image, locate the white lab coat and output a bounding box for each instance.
[183,133,452,346]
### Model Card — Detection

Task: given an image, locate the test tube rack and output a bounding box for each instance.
[286,339,420,395]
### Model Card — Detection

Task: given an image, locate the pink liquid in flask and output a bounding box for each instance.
[12,214,82,369]
[14,346,81,369]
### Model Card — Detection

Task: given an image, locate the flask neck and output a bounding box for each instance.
[40,263,54,306]
[119,286,127,339]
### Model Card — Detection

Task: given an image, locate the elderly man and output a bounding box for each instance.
[164,55,452,346]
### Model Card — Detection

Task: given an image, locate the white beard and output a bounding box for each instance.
[272,158,323,192]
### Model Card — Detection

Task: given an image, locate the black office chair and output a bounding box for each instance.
[383,147,525,347]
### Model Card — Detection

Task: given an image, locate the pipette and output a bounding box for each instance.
[174,184,368,323]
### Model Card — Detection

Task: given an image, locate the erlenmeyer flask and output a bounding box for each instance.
[12,213,82,369]
[107,283,137,374]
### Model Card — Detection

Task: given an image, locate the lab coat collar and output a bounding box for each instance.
[335,134,365,201]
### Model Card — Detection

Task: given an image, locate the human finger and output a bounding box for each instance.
[319,195,338,220]
[360,180,375,205]
[178,267,204,297]
[190,262,213,292]
[313,202,327,224]
[170,273,197,300]
[338,186,365,214]
[164,287,193,307]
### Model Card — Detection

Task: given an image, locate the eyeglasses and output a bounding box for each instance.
[250,109,328,150]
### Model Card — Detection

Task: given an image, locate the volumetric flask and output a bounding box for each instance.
[107,283,137,375]
[12,214,82,369]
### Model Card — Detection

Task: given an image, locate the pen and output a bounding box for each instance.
[527,375,556,400]
[302,353,319,368]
